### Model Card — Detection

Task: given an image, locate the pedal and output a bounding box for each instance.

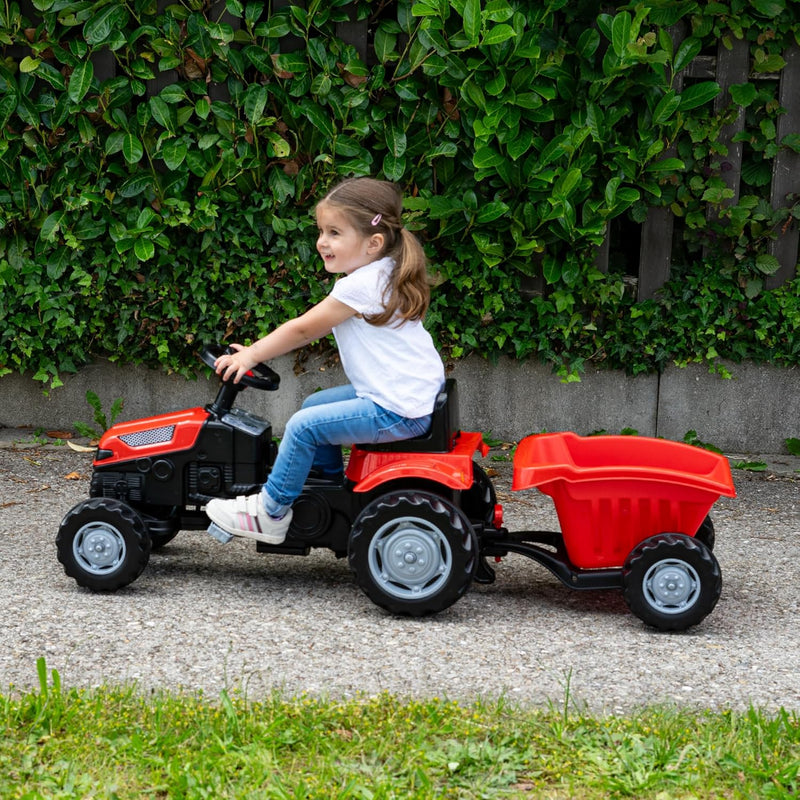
[207,523,233,544]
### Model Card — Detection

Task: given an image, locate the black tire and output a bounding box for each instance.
[623,533,721,631]
[57,498,151,591]
[461,462,498,526]
[148,530,179,551]
[349,490,478,616]
[694,515,716,551]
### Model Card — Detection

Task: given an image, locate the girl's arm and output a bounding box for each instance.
[215,296,356,384]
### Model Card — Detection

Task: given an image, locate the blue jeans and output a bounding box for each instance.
[261,385,432,517]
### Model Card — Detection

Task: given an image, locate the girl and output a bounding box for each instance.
[206,178,445,545]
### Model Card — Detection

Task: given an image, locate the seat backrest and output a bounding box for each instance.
[357,378,460,453]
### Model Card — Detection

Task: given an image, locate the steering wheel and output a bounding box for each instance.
[200,344,280,391]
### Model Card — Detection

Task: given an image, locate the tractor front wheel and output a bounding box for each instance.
[57,498,150,591]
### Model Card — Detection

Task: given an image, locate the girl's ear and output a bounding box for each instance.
[366,233,385,254]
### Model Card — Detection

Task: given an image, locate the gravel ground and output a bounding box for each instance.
[1,427,799,714]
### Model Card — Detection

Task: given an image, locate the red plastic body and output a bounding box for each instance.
[347,431,489,492]
[94,407,209,466]
[512,432,737,569]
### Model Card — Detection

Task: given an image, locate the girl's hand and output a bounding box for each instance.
[214,343,256,384]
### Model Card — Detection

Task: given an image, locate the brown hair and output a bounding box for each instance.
[317,178,430,326]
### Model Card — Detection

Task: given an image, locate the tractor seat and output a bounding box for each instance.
[357,379,460,453]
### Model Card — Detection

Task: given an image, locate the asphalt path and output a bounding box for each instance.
[1,429,798,714]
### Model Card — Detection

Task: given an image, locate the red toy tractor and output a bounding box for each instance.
[57,346,736,630]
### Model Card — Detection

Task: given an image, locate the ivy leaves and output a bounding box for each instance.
[1,0,799,388]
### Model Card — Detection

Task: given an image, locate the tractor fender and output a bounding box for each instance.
[347,431,488,493]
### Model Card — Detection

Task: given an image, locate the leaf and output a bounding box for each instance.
[678,81,720,111]
[506,128,533,161]
[40,211,65,242]
[274,52,308,75]
[298,99,335,138]
[84,5,128,45]
[244,85,269,124]
[473,146,505,170]
[786,438,800,456]
[652,91,680,124]
[68,60,93,103]
[134,238,155,261]
[118,174,152,197]
[755,254,780,275]
[19,56,41,73]
[482,24,516,46]
[646,157,685,173]
[673,37,701,73]
[162,139,188,170]
[729,82,757,107]
[732,460,767,472]
[374,27,397,63]
[149,96,174,132]
[0,93,17,129]
[750,0,786,17]
[611,12,631,58]
[554,167,581,199]
[384,121,407,158]
[382,152,406,182]
[67,442,97,453]
[195,97,211,119]
[543,255,562,284]
[476,201,509,223]
[753,52,786,73]
[463,0,481,45]
[122,134,144,164]
[782,133,800,154]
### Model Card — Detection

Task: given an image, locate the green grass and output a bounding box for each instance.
[2,660,799,799]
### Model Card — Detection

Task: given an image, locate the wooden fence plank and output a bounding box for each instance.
[636,22,688,300]
[638,207,674,300]
[708,36,749,210]
[767,42,800,289]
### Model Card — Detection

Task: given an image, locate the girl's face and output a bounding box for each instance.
[315,204,382,275]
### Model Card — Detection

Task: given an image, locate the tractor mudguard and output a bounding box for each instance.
[346,431,489,493]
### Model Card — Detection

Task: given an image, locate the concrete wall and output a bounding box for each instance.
[1,354,797,454]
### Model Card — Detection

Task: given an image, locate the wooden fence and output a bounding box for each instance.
[608,29,800,299]
[270,7,800,298]
[11,1,800,297]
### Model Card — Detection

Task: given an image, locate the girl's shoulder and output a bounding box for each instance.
[331,257,393,311]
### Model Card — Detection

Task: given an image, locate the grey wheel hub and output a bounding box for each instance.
[73,522,126,575]
[643,558,700,613]
[367,516,452,600]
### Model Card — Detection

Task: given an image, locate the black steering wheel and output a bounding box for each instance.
[200,344,280,391]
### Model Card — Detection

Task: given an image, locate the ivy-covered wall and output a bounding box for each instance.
[1,0,799,388]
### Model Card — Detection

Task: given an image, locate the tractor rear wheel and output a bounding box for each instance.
[349,491,477,616]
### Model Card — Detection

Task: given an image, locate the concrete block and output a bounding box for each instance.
[657,361,800,452]
[0,355,795,454]
[449,357,659,440]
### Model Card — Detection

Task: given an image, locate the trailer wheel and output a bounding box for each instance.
[694,515,715,550]
[57,498,150,591]
[623,533,721,631]
[349,491,477,616]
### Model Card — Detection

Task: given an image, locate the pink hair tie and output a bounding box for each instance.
[370,214,382,226]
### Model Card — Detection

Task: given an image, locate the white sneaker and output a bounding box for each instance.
[206,494,292,545]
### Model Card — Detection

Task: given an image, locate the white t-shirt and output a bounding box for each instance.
[330,257,445,418]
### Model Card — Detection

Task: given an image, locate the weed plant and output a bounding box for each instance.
[2,660,798,799]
